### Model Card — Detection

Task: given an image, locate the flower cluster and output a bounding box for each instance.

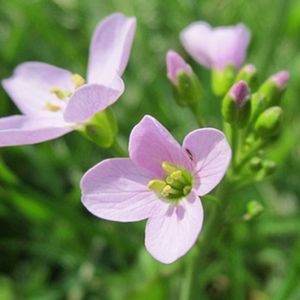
[0,13,289,263]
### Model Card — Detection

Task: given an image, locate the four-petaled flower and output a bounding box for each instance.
[81,116,231,263]
[180,21,250,71]
[0,13,136,147]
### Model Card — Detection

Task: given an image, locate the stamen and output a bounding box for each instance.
[183,186,192,196]
[147,179,166,193]
[65,89,72,97]
[45,102,61,112]
[161,185,172,197]
[50,88,65,100]
[170,170,182,180]
[72,74,86,88]
[161,161,177,174]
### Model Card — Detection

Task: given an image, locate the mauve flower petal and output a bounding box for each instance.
[129,115,193,178]
[0,115,73,147]
[166,50,192,83]
[210,24,250,70]
[183,128,231,196]
[63,79,124,123]
[2,62,73,116]
[81,158,168,222]
[180,21,213,68]
[87,13,136,85]
[145,191,203,264]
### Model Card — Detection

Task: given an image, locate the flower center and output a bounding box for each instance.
[45,73,86,112]
[147,161,193,201]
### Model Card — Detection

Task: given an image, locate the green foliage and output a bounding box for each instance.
[1,0,300,299]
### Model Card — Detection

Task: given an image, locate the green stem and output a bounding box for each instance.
[110,139,127,157]
[189,104,205,127]
[180,179,232,300]
[235,140,266,173]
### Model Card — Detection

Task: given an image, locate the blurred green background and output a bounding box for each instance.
[0,0,300,299]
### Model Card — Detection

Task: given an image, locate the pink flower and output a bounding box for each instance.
[166,50,193,85]
[81,116,231,263]
[0,13,136,147]
[180,22,250,70]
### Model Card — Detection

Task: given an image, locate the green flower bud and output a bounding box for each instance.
[172,71,202,107]
[77,108,118,148]
[222,80,251,127]
[258,71,289,106]
[211,64,236,96]
[263,160,277,175]
[249,93,266,124]
[243,201,264,221]
[249,157,263,171]
[254,106,283,139]
[166,50,202,107]
[235,64,257,89]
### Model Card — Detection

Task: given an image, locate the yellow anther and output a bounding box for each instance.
[65,89,72,97]
[72,73,86,88]
[161,185,172,197]
[170,170,182,180]
[147,179,166,193]
[161,161,177,174]
[50,88,65,100]
[45,102,61,112]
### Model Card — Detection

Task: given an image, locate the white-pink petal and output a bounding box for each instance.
[180,22,250,70]
[129,115,193,178]
[2,62,73,117]
[87,13,136,85]
[210,24,250,70]
[180,21,213,68]
[145,191,203,264]
[63,79,124,123]
[183,128,231,196]
[81,158,168,222]
[0,115,73,147]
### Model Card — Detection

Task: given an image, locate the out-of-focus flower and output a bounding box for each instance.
[0,13,136,147]
[81,115,231,263]
[166,50,201,106]
[180,22,251,71]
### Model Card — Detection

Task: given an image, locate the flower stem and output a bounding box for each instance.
[180,179,231,300]
[189,103,205,127]
[110,139,127,157]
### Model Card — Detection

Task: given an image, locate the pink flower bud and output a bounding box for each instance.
[229,80,250,107]
[271,70,289,90]
[166,50,192,84]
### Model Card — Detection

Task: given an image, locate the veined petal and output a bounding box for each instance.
[0,115,73,147]
[87,13,136,85]
[210,23,250,70]
[129,115,193,178]
[180,21,213,68]
[183,128,231,196]
[2,62,73,116]
[145,191,203,264]
[81,158,168,222]
[63,79,124,123]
